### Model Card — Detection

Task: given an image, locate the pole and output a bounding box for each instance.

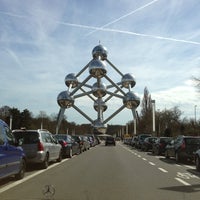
[151,100,156,136]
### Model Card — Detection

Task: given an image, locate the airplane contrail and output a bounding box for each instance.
[85,0,160,36]
[55,21,200,45]
[1,10,200,45]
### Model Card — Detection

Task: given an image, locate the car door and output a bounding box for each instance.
[0,125,7,178]
[0,124,21,178]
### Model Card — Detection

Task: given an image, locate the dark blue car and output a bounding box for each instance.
[0,119,26,180]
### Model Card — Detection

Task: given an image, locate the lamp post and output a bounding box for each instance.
[151,100,156,136]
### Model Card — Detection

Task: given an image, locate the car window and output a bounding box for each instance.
[185,138,200,145]
[13,131,39,144]
[5,126,15,145]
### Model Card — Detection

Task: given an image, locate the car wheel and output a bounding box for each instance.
[57,151,62,162]
[68,148,73,158]
[15,159,26,180]
[165,151,169,159]
[175,152,180,163]
[41,154,49,169]
[196,156,200,171]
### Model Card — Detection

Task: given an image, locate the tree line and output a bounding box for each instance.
[0,84,199,137]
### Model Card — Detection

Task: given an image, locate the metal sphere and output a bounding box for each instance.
[92,45,108,60]
[93,119,107,134]
[89,59,107,78]
[65,73,78,88]
[93,99,108,112]
[92,82,107,97]
[121,73,136,88]
[123,91,140,109]
[57,91,74,108]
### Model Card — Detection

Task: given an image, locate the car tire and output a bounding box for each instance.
[57,151,62,162]
[68,148,73,158]
[175,152,180,163]
[165,151,169,159]
[15,159,26,180]
[41,154,49,169]
[196,156,200,171]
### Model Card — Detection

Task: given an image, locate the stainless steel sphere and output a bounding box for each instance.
[121,73,136,88]
[123,91,140,109]
[93,99,108,112]
[92,82,107,97]
[93,119,107,134]
[57,91,74,108]
[89,59,107,78]
[92,45,108,60]
[65,73,78,88]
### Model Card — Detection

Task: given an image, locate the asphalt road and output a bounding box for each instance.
[1,142,200,200]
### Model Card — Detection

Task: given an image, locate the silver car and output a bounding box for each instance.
[12,129,62,169]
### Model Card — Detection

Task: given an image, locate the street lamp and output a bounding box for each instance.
[151,100,156,136]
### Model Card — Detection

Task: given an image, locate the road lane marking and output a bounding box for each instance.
[149,162,155,166]
[175,178,191,186]
[184,165,195,170]
[142,158,147,161]
[158,168,168,173]
[137,155,141,158]
[0,158,69,194]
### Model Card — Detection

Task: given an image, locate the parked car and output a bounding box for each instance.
[165,135,200,163]
[0,119,26,180]
[12,129,62,169]
[152,137,172,155]
[53,134,81,158]
[130,136,138,147]
[105,136,116,146]
[80,135,90,151]
[141,137,157,151]
[86,135,98,147]
[135,134,152,149]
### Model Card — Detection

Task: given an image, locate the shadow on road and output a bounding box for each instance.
[160,184,200,193]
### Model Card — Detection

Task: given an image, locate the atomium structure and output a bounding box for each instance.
[56,44,140,134]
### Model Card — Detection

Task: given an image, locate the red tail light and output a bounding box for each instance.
[38,141,44,151]
[159,143,164,148]
[63,141,68,147]
[181,141,186,149]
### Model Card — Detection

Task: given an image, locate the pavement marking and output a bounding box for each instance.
[175,178,191,186]
[0,158,69,194]
[142,158,147,161]
[149,162,156,166]
[137,155,141,158]
[158,168,168,173]
[184,165,195,170]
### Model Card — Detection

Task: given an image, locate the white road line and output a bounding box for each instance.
[149,162,156,166]
[158,168,168,173]
[0,159,69,194]
[175,178,191,186]
[137,155,141,158]
[142,158,147,161]
[184,165,195,170]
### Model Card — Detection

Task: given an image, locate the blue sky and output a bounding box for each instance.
[0,0,199,125]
